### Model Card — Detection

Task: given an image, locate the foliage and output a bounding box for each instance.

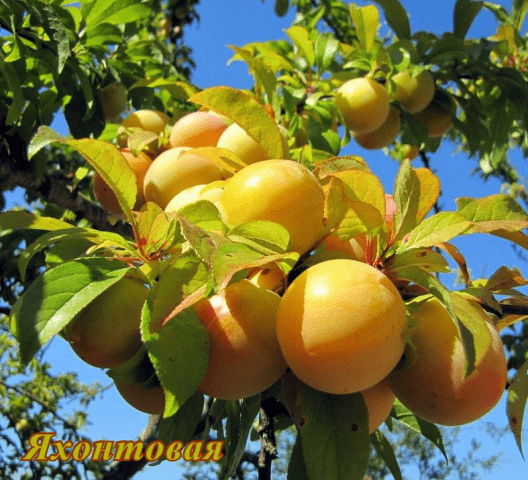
[1,0,528,479]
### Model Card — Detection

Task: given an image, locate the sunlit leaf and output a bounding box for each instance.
[507,358,528,458]
[10,258,132,365]
[189,87,286,159]
[350,3,380,52]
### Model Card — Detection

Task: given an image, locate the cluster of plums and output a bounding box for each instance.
[68,97,506,433]
[335,70,455,156]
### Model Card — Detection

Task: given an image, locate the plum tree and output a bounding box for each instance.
[169,111,229,148]
[143,147,223,209]
[334,77,390,133]
[193,279,287,400]
[92,149,152,214]
[275,259,406,394]
[114,381,165,415]
[66,278,149,369]
[219,159,325,255]
[353,106,401,150]
[281,370,395,433]
[216,122,269,166]
[390,70,435,113]
[388,298,508,426]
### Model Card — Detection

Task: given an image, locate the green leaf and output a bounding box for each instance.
[513,0,528,29]
[453,0,483,39]
[391,399,448,461]
[314,33,340,72]
[135,202,179,255]
[298,384,370,480]
[507,358,528,458]
[28,127,137,222]
[10,258,132,365]
[147,251,209,332]
[228,220,291,254]
[390,248,450,273]
[222,395,262,480]
[286,25,315,67]
[398,212,472,252]
[371,0,411,40]
[394,266,456,320]
[19,227,133,281]
[0,58,24,125]
[210,242,296,292]
[335,200,383,241]
[370,430,403,480]
[188,87,286,160]
[0,211,74,232]
[158,391,204,445]
[176,200,227,234]
[393,160,421,241]
[287,434,310,480]
[451,292,493,377]
[229,46,278,103]
[84,0,150,28]
[142,303,209,418]
[275,0,289,17]
[350,3,380,52]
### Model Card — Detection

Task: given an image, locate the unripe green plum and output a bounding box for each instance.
[391,70,435,113]
[389,298,508,426]
[98,82,128,123]
[335,77,390,134]
[193,279,287,400]
[169,111,229,149]
[92,149,152,214]
[219,159,325,255]
[67,278,149,369]
[143,147,223,209]
[353,106,401,150]
[216,123,269,167]
[276,259,406,394]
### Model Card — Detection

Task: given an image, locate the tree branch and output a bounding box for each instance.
[0,159,131,237]
[257,399,279,480]
[101,415,161,480]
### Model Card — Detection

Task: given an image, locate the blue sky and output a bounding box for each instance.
[4,0,528,478]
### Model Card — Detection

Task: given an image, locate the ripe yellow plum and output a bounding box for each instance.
[169,111,229,148]
[391,70,435,113]
[120,109,170,135]
[249,263,287,292]
[353,106,401,150]
[193,280,287,400]
[219,159,325,255]
[93,149,152,214]
[115,381,165,415]
[414,91,455,138]
[67,278,149,369]
[216,123,269,166]
[276,259,406,394]
[164,182,224,213]
[388,298,508,426]
[143,147,223,209]
[334,77,390,134]
[281,370,395,433]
